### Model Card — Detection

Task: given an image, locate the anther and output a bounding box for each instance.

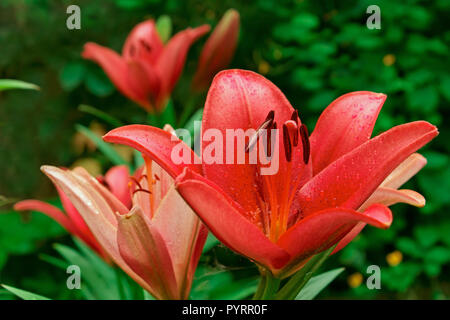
[129,177,143,189]
[133,188,152,195]
[284,120,299,148]
[139,39,152,52]
[245,110,275,153]
[291,110,298,124]
[290,111,299,147]
[265,121,274,158]
[154,174,160,181]
[282,124,292,162]
[299,124,310,164]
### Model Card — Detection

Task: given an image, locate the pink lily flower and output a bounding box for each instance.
[38,149,207,299]
[82,20,210,113]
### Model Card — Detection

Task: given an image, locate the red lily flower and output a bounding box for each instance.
[37,128,207,299]
[14,165,132,261]
[103,70,438,277]
[82,20,210,113]
[192,9,240,92]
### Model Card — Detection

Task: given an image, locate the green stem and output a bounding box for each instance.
[252,275,266,300]
[178,93,203,127]
[275,246,335,300]
[253,272,280,300]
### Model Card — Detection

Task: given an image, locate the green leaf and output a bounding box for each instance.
[133,149,145,170]
[213,277,259,300]
[75,124,129,167]
[78,104,123,127]
[1,285,50,300]
[148,99,176,127]
[296,268,344,300]
[202,233,220,253]
[0,79,39,91]
[85,69,114,97]
[39,253,68,270]
[60,62,86,91]
[54,242,120,300]
[159,99,176,126]
[143,289,155,300]
[184,108,203,138]
[156,15,172,43]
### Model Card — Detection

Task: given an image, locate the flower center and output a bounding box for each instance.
[248,110,310,242]
[128,156,160,218]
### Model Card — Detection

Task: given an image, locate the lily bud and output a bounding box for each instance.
[192,9,240,91]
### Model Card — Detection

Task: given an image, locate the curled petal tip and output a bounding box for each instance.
[40,165,58,174]
[365,204,393,229]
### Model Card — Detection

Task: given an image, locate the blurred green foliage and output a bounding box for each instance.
[0,0,449,299]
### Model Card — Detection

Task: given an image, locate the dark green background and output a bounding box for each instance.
[0,0,449,299]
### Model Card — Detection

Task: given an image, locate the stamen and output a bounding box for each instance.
[154,174,160,181]
[300,124,310,164]
[265,122,275,158]
[282,124,292,162]
[290,111,299,146]
[245,110,275,153]
[133,188,152,195]
[139,39,152,52]
[291,110,299,124]
[129,177,143,189]
[129,44,136,57]
[265,110,275,122]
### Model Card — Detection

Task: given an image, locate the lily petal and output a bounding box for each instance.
[56,187,94,238]
[332,153,427,254]
[380,153,427,189]
[331,222,366,255]
[103,125,202,178]
[175,168,290,271]
[360,187,425,211]
[152,186,206,299]
[332,189,425,254]
[156,25,210,111]
[122,20,164,62]
[14,200,78,237]
[105,165,132,209]
[126,60,161,112]
[310,91,386,175]
[72,167,129,218]
[298,121,438,215]
[82,43,142,104]
[117,206,178,299]
[277,204,392,276]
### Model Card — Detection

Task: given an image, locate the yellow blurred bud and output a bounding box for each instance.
[386,250,403,266]
[347,272,363,288]
[383,54,396,66]
[273,49,282,60]
[258,61,270,75]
